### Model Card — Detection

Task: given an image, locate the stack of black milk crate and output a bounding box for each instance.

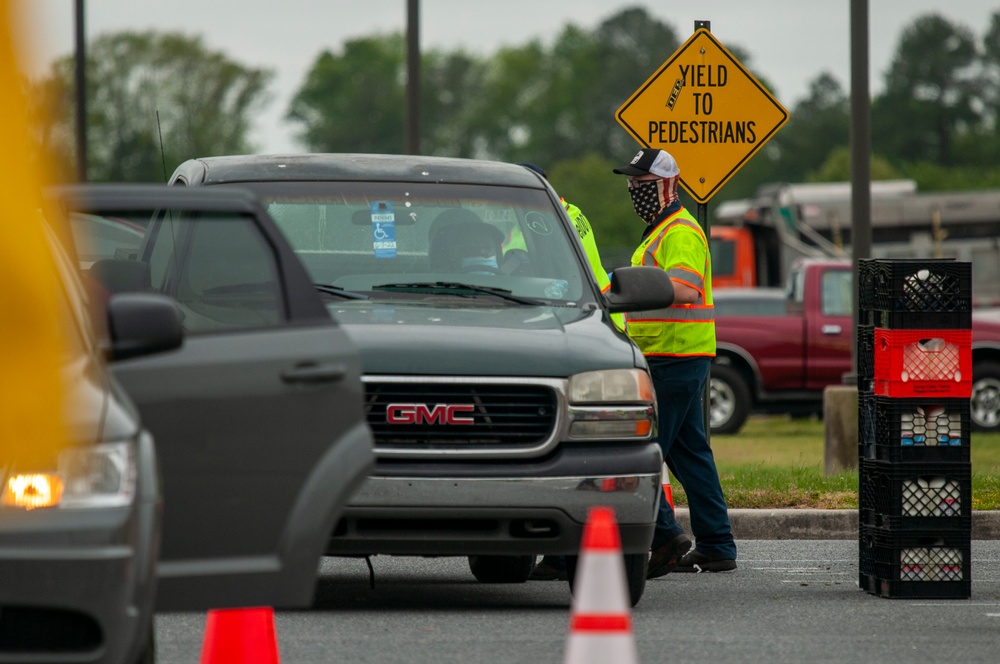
[857,258,973,599]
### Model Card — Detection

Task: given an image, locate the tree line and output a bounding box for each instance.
[28,7,1000,261]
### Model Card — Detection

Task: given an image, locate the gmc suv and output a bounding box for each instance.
[168,153,675,605]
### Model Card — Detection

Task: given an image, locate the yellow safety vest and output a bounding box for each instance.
[625,206,716,357]
[562,200,626,332]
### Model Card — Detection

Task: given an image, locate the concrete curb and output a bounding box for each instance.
[673,508,1000,540]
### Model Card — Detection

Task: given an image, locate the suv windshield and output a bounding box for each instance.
[237,182,589,304]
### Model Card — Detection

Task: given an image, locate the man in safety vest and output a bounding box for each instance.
[612,148,736,578]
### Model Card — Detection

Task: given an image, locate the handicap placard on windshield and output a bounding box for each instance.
[370,201,397,258]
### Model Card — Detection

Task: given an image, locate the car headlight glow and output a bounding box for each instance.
[2,473,64,509]
[1,442,135,510]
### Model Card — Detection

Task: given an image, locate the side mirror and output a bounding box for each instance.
[106,293,184,361]
[605,266,674,313]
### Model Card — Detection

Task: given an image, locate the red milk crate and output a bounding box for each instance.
[873,328,971,398]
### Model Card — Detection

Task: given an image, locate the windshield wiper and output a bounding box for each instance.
[314,283,369,300]
[371,281,545,305]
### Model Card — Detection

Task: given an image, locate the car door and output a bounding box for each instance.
[55,184,375,611]
[804,266,854,389]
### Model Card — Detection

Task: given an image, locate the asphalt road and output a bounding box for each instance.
[155,540,1000,664]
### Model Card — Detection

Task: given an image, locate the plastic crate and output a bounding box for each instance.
[873,328,971,398]
[858,389,874,448]
[858,396,970,463]
[858,459,971,531]
[857,325,874,386]
[858,259,971,330]
[859,525,971,599]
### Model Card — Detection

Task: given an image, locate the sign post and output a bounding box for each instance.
[615,24,788,204]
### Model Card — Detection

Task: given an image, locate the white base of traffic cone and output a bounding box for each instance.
[564,506,639,664]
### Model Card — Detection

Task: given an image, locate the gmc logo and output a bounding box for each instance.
[386,403,476,425]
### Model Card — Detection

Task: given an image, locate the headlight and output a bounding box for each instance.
[2,442,136,509]
[569,369,654,404]
[567,369,656,440]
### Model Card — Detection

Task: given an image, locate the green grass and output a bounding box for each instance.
[667,415,1000,510]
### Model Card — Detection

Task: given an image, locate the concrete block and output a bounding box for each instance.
[823,385,858,475]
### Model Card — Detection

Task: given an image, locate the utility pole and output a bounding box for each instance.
[849,0,872,377]
[74,0,87,182]
[406,0,420,155]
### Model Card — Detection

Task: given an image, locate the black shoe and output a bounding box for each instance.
[529,556,567,581]
[675,549,737,573]
[646,534,693,579]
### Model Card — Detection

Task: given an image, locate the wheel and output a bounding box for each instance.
[468,555,535,583]
[971,361,1000,432]
[565,552,648,608]
[709,363,751,435]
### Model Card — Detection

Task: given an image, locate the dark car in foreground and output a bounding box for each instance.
[59,184,376,612]
[166,153,675,605]
[0,221,181,663]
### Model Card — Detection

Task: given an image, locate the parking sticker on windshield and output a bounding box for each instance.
[371,201,397,258]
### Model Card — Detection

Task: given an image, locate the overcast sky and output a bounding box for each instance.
[13,1,1000,153]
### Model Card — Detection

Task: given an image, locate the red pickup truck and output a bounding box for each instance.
[709,257,1000,435]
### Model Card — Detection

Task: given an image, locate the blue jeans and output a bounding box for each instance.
[648,356,736,560]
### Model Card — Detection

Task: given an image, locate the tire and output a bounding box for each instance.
[971,361,1000,432]
[709,363,751,435]
[565,552,648,608]
[468,555,535,583]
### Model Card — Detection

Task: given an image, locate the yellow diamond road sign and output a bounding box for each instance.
[616,29,789,203]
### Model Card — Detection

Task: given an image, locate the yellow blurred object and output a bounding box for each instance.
[0,0,70,472]
[2,473,64,509]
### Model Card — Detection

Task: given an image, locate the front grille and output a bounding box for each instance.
[365,381,558,451]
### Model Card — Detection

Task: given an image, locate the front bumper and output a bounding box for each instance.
[0,433,159,664]
[0,502,156,664]
[327,442,662,556]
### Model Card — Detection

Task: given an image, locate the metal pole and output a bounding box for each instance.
[74,0,87,182]
[406,0,420,155]
[695,19,712,438]
[849,0,872,381]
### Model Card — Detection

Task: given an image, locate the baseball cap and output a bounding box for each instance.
[612,148,680,178]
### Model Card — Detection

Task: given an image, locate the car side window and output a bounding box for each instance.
[74,207,286,334]
[821,270,852,316]
[169,215,284,333]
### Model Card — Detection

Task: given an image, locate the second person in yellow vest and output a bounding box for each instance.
[515,163,625,333]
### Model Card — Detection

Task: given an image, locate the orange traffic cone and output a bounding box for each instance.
[199,607,281,664]
[662,461,675,510]
[564,506,639,664]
